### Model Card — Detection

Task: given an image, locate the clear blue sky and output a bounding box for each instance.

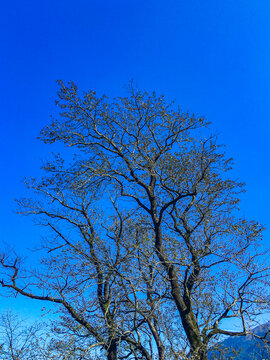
[1,0,270,317]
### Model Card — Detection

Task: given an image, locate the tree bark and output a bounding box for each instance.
[107,339,117,360]
[153,222,206,359]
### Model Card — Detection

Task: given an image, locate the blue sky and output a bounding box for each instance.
[1,0,270,318]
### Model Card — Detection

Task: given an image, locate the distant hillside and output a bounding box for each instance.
[208,322,270,360]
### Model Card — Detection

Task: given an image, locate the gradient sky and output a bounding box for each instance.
[1,0,270,319]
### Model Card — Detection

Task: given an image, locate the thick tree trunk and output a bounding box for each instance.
[107,339,117,360]
[190,346,208,360]
[153,223,207,360]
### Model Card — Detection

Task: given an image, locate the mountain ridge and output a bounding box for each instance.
[208,321,270,359]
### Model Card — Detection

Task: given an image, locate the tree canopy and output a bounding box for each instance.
[0,81,269,360]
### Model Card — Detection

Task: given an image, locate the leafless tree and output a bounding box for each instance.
[1,81,269,359]
[0,310,54,360]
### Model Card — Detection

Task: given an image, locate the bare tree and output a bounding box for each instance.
[0,310,34,360]
[0,81,269,359]
[0,310,103,359]
[0,310,54,360]
[0,210,155,359]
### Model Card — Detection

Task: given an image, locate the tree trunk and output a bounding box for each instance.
[107,339,117,360]
[189,344,208,360]
[153,224,207,360]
